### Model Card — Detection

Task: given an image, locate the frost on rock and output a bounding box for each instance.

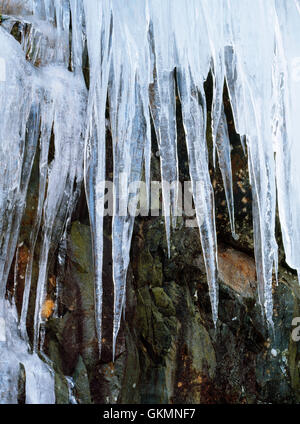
[0,0,300,400]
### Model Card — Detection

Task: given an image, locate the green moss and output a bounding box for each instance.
[151,287,176,317]
[136,286,172,357]
[136,287,152,340]
[70,221,93,273]
[136,249,154,287]
[151,307,172,355]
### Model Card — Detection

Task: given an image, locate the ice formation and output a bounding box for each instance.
[0,0,300,402]
[0,299,55,404]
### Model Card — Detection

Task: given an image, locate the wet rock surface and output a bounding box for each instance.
[40,208,299,404]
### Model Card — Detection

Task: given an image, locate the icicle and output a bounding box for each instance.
[110,76,148,358]
[33,66,86,351]
[225,0,278,327]
[83,0,112,357]
[20,98,54,340]
[69,0,84,74]
[149,0,178,256]
[201,0,226,168]
[109,0,151,359]
[216,106,236,238]
[177,69,219,326]
[172,0,218,324]
[0,27,35,300]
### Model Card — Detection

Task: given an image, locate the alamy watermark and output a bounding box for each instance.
[291,317,300,342]
[93,173,208,228]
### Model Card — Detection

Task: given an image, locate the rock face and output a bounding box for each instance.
[40,214,300,404]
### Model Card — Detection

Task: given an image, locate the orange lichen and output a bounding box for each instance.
[196,375,203,384]
[41,299,55,319]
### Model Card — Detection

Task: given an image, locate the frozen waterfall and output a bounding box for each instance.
[0,0,300,402]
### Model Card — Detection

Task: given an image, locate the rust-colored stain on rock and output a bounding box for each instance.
[218,245,256,297]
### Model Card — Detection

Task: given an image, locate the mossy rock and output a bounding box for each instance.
[151,287,176,317]
[73,356,92,404]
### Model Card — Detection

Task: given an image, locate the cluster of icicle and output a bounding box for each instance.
[1,0,300,402]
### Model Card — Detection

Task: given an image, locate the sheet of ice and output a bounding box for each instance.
[273,0,300,275]
[0,27,35,300]
[0,0,86,402]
